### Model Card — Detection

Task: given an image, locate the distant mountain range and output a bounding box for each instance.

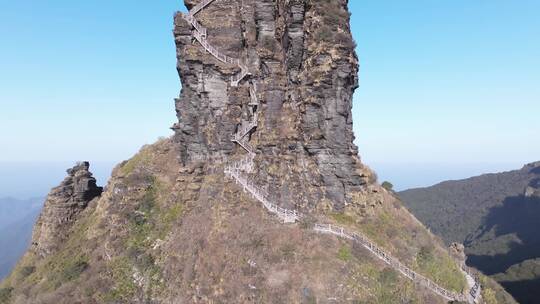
[0,197,44,279]
[399,161,540,304]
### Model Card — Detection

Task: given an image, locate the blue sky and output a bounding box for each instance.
[0,0,539,193]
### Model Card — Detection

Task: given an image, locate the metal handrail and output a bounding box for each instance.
[184,2,482,302]
[188,0,216,16]
[313,223,481,303]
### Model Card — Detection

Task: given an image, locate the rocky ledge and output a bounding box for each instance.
[524,161,540,197]
[31,162,103,258]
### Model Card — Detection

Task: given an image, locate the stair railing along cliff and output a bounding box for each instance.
[180,4,480,303]
[313,224,479,302]
[187,0,219,17]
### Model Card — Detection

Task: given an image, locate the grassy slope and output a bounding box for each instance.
[0,139,515,303]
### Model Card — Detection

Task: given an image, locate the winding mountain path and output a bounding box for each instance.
[180,2,481,303]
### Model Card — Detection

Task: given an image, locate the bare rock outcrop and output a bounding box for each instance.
[449,242,467,265]
[31,162,102,258]
[0,2,518,303]
[172,0,375,214]
[524,183,540,197]
[524,162,540,197]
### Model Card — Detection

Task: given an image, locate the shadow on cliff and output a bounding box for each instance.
[466,195,540,275]
[530,165,540,175]
[500,277,540,304]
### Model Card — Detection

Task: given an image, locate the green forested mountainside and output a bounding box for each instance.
[494,258,540,282]
[399,162,540,304]
[492,258,540,304]
[0,198,43,279]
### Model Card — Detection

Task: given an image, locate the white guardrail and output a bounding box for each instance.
[188,0,216,16]
[183,1,481,303]
[313,224,476,302]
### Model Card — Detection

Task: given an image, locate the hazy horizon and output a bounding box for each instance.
[0,160,533,199]
[0,161,116,199]
[1,1,538,198]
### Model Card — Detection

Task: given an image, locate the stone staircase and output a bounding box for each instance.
[225,165,300,223]
[187,0,216,16]
[231,64,251,87]
[234,119,257,141]
[181,2,482,303]
[314,224,481,303]
[182,13,207,38]
[182,12,249,86]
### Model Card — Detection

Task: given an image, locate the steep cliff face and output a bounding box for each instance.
[0,1,516,304]
[173,0,372,213]
[31,162,103,258]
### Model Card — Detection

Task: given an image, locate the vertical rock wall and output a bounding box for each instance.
[173,0,376,213]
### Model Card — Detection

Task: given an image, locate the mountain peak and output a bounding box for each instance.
[0,1,514,303]
[171,0,374,213]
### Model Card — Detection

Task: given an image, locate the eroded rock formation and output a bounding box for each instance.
[450,242,467,265]
[172,0,374,214]
[0,2,519,303]
[31,162,102,258]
